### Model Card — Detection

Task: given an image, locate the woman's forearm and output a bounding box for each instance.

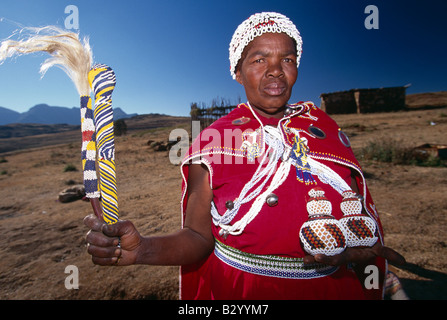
[135,227,214,266]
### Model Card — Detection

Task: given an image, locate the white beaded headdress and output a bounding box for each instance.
[229,12,303,79]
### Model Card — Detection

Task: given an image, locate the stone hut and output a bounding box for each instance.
[320,85,409,114]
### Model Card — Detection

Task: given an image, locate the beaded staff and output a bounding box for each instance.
[88,64,118,224]
[80,94,101,218]
[0,27,118,224]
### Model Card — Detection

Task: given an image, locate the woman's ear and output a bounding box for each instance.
[235,69,243,85]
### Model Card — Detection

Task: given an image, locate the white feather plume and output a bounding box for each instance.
[0,26,93,96]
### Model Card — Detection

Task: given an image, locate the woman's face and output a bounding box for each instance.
[235,32,298,118]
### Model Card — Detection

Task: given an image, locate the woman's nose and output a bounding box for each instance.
[266,59,284,78]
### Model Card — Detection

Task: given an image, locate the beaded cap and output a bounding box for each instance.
[229,12,303,79]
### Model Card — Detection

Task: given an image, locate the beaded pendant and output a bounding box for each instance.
[299,188,347,256]
[339,190,378,248]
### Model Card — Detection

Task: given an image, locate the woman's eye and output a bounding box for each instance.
[251,56,266,63]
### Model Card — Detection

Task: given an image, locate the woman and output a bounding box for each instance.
[84,12,404,300]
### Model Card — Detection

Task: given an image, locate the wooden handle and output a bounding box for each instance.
[90,197,103,221]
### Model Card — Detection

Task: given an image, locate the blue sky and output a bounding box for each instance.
[1,0,446,117]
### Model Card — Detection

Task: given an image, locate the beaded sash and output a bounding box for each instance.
[214,239,338,279]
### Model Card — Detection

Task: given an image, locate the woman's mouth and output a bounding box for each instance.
[263,82,286,96]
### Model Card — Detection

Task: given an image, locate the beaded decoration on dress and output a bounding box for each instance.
[339,190,378,247]
[299,188,347,256]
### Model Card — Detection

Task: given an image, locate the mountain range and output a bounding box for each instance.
[0,104,137,126]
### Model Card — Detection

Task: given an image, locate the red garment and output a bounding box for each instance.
[180,102,386,300]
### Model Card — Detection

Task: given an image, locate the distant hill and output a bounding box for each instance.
[0,104,137,125]
[0,113,190,154]
[0,107,21,125]
[406,91,447,109]
[0,123,80,139]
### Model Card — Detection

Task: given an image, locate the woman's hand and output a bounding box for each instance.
[303,241,406,266]
[84,214,143,266]
[83,163,215,268]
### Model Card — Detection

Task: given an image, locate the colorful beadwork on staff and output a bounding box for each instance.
[80,95,100,199]
[88,64,118,224]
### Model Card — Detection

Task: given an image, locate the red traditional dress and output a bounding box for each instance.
[180,102,387,300]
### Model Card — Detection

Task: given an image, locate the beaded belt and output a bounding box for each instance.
[214,239,338,279]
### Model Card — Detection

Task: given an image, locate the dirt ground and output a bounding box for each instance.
[0,107,446,300]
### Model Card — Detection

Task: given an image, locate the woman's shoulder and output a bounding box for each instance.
[204,103,256,132]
